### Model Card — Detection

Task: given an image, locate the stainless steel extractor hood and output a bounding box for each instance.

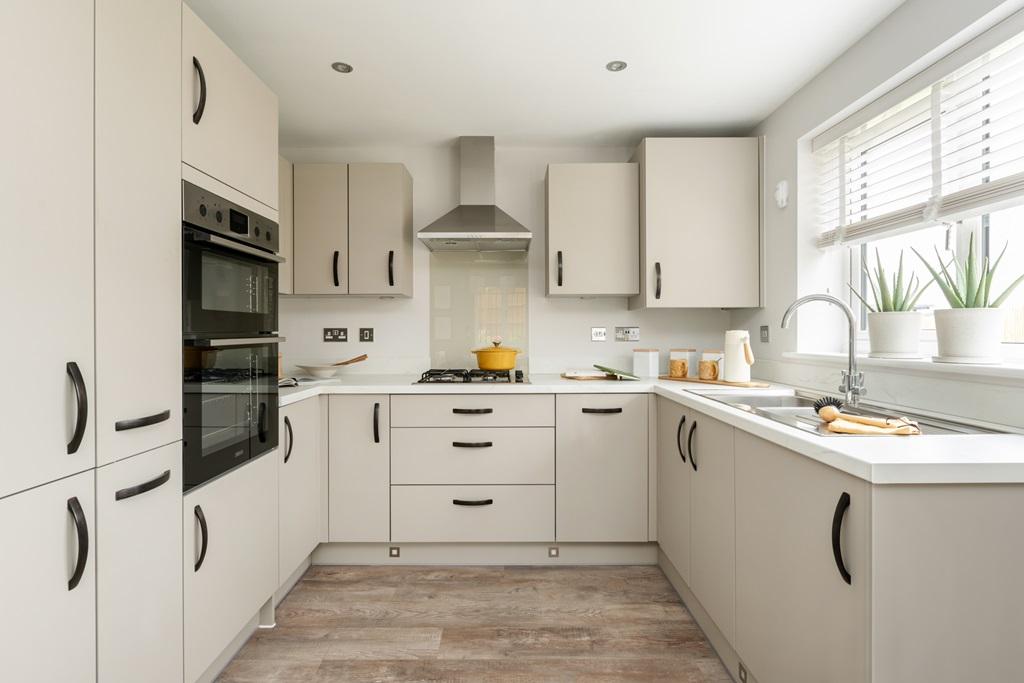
[418,136,532,251]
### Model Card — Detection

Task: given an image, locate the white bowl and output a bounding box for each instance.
[296,364,342,379]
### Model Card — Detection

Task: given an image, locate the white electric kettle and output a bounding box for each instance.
[723,330,755,383]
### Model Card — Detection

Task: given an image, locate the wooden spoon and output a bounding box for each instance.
[332,354,368,366]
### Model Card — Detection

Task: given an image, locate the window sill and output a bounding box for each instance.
[782,351,1024,387]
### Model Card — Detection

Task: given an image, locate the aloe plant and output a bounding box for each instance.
[849,249,931,313]
[913,234,1024,308]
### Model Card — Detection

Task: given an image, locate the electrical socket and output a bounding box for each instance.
[323,328,347,342]
[359,328,374,342]
[591,327,607,342]
[760,325,770,343]
[615,326,640,342]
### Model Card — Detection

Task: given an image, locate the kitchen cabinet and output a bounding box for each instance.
[96,443,183,683]
[555,394,648,542]
[184,454,278,683]
[279,397,323,581]
[629,137,760,309]
[182,3,279,211]
[94,0,181,467]
[348,163,414,296]
[546,163,639,296]
[656,397,692,582]
[391,427,554,485]
[279,156,294,294]
[392,485,555,543]
[329,395,390,542]
[688,410,737,642]
[390,394,554,427]
[3,0,95,498]
[293,163,349,294]
[1,469,96,683]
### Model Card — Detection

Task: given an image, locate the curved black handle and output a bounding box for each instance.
[453,408,493,415]
[67,496,89,591]
[373,402,380,444]
[115,409,170,432]
[453,499,493,506]
[66,361,88,455]
[194,505,208,572]
[332,250,340,287]
[388,250,395,287]
[687,421,697,472]
[257,402,268,443]
[582,407,623,414]
[831,492,852,585]
[283,416,294,463]
[676,414,687,463]
[655,262,662,300]
[452,441,493,448]
[115,469,171,501]
[192,56,206,125]
[557,250,563,287]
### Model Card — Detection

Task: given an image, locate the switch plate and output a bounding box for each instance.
[760,325,770,343]
[591,327,607,342]
[359,328,374,342]
[615,326,640,342]
[323,328,347,342]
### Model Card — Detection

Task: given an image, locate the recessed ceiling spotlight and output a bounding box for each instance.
[331,62,354,73]
[606,60,627,72]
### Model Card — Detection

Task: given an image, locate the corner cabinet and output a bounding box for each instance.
[279,397,324,580]
[329,395,391,541]
[546,163,639,296]
[630,137,760,309]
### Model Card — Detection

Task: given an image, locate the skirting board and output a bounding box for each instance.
[313,542,659,566]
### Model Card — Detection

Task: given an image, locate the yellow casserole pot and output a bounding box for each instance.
[472,341,519,371]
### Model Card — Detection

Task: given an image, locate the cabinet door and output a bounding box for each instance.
[735,431,869,683]
[656,397,691,582]
[294,163,349,294]
[348,163,413,296]
[632,138,759,309]
[329,395,390,541]
[95,0,181,467]
[279,397,322,580]
[1,0,95,497]
[96,443,183,683]
[555,394,648,542]
[279,156,294,294]
[184,455,278,683]
[0,470,96,682]
[688,410,736,642]
[546,163,639,296]
[182,4,279,210]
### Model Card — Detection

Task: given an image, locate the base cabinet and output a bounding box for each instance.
[279,397,323,580]
[656,397,691,582]
[329,395,390,541]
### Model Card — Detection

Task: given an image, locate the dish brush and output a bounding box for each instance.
[813,396,844,420]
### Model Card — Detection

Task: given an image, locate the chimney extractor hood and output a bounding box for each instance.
[418,137,532,251]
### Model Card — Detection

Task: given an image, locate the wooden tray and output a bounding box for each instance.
[659,375,770,388]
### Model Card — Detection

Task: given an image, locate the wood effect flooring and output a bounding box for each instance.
[217,565,732,683]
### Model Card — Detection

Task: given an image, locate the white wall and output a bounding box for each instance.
[280,143,728,376]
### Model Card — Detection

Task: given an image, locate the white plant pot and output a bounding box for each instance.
[867,312,922,359]
[933,308,1005,364]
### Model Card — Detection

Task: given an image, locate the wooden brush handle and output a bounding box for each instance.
[333,354,368,366]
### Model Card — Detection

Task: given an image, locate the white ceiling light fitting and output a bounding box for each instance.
[605,60,627,72]
[331,61,353,73]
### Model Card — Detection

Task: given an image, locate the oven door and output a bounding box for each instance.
[183,226,281,337]
[183,339,280,490]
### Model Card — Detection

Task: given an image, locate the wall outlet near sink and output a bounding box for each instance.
[615,326,640,342]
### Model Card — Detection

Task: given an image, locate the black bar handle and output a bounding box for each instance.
[388,250,395,287]
[655,262,662,300]
[831,492,852,585]
[453,499,494,506]
[676,414,687,463]
[283,416,294,463]
[582,407,623,414]
[192,56,206,124]
[453,408,493,415]
[373,402,381,444]
[452,441,493,448]
[194,505,208,572]
[688,421,697,472]
[557,250,563,287]
[67,496,89,591]
[257,402,268,443]
[115,469,171,501]
[66,361,88,455]
[115,409,170,432]
[332,250,340,287]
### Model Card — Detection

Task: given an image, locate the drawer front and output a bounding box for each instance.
[392,428,554,484]
[391,394,554,427]
[391,485,554,542]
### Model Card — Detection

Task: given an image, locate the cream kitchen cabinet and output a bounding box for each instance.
[1,469,96,683]
[392,485,554,543]
[555,394,648,542]
[96,443,183,683]
[329,395,391,542]
[182,3,279,210]
[294,163,349,293]
[279,397,323,580]
[184,454,278,683]
[278,156,295,294]
[656,397,692,582]
[629,137,760,309]
[3,0,95,498]
[546,163,639,296]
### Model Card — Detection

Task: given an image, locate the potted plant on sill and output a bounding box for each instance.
[849,249,931,359]
[913,235,1024,364]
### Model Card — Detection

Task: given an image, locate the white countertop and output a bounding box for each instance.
[279,374,1024,485]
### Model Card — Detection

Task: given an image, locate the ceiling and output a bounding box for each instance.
[188,0,906,148]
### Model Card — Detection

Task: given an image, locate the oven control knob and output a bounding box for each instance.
[254,226,261,237]
[266,230,272,241]
[198,203,207,217]
[215,210,223,223]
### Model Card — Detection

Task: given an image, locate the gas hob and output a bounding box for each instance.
[415,368,527,384]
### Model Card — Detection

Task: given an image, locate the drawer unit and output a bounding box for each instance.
[391,427,554,484]
[391,485,554,542]
[391,394,554,428]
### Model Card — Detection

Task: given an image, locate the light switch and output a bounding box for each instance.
[760,325,770,343]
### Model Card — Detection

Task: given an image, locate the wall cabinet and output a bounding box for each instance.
[184,454,278,683]
[279,397,323,580]
[279,156,294,294]
[546,163,639,297]
[182,3,278,211]
[555,394,648,542]
[1,469,96,683]
[630,137,760,309]
[656,397,692,582]
[329,395,390,541]
[96,443,183,683]
[294,163,348,294]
